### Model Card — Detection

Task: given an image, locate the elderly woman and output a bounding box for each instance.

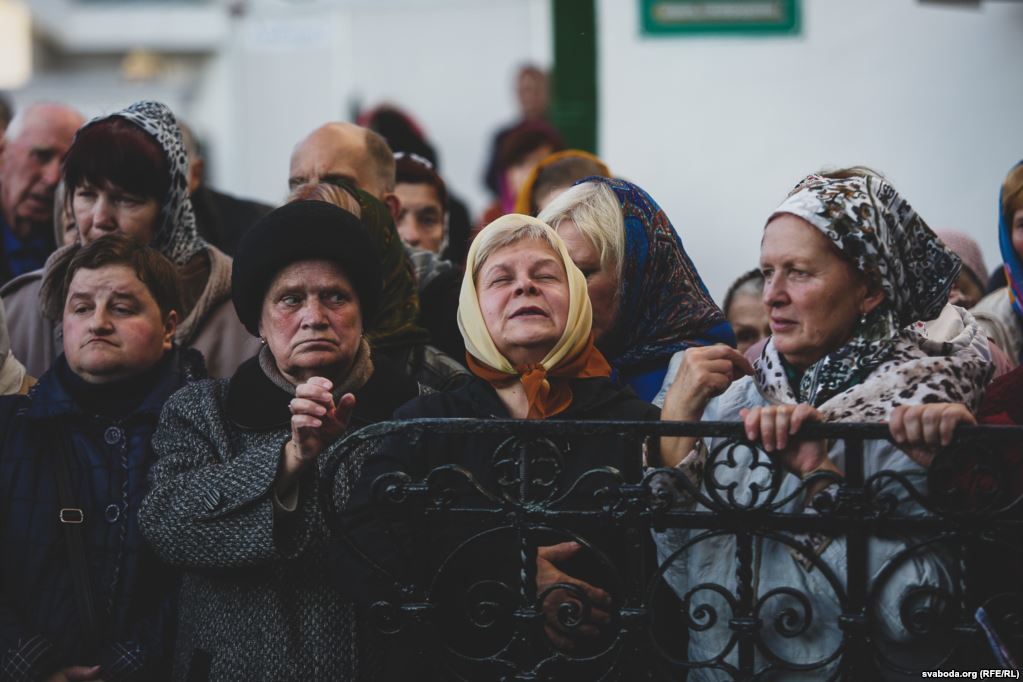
[1,101,260,379]
[138,201,422,680]
[654,170,993,678]
[338,215,672,679]
[538,177,734,401]
[973,160,1023,368]
[1,235,201,681]
[287,181,469,391]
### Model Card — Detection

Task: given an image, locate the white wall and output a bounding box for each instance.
[598,0,1023,302]
[15,0,551,215]
[199,0,551,211]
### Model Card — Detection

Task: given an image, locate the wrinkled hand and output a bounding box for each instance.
[536,542,612,652]
[288,377,356,463]
[44,665,102,682]
[740,404,831,478]
[663,345,754,422]
[889,403,976,468]
[659,346,753,467]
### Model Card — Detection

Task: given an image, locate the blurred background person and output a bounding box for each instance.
[0,93,13,141]
[0,102,84,283]
[936,229,988,309]
[52,180,76,248]
[514,149,611,216]
[479,119,564,226]
[722,268,770,356]
[539,177,733,401]
[179,121,272,257]
[0,235,201,682]
[0,298,32,396]
[973,161,1023,368]
[483,65,555,199]
[2,101,260,379]
[139,200,422,681]
[394,151,447,254]
[360,104,473,265]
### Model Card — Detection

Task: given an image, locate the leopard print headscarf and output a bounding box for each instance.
[77,100,206,265]
[755,305,992,421]
[764,173,962,406]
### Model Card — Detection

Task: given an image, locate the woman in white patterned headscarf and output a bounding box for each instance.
[653,168,993,679]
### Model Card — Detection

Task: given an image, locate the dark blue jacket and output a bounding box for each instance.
[0,349,203,681]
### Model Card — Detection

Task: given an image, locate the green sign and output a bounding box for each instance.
[641,0,800,36]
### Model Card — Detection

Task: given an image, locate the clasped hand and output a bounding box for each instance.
[288,376,356,463]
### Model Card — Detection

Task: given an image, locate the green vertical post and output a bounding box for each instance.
[550,0,598,154]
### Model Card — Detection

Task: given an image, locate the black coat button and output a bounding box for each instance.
[105,503,121,523]
[104,426,124,445]
[202,488,223,512]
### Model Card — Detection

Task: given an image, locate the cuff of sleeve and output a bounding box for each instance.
[272,479,301,513]
[197,435,290,521]
[1,634,56,682]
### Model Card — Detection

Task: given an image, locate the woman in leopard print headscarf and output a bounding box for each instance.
[653,168,994,679]
[2,101,260,379]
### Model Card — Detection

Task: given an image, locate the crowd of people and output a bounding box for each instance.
[0,65,1020,680]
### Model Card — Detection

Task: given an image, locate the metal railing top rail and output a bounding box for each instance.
[345,417,1023,441]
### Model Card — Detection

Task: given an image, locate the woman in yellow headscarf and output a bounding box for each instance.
[335,214,670,678]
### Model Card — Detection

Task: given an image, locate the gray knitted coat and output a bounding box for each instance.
[138,354,420,681]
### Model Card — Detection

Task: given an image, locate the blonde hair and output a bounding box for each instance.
[471,219,563,281]
[1003,163,1023,219]
[538,181,625,284]
[286,182,362,219]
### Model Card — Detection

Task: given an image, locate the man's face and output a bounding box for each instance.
[0,106,83,239]
[289,125,384,200]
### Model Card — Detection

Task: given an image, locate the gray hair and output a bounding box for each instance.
[538,181,624,283]
[364,127,396,193]
[472,220,562,281]
[723,268,765,315]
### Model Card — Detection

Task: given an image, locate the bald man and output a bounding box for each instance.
[0,103,84,282]
[289,122,400,219]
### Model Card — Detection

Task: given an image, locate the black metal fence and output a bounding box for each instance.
[324,419,1023,681]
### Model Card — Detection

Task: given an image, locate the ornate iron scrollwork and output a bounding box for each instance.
[328,418,1023,679]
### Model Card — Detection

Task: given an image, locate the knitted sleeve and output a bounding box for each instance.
[138,381,318,570]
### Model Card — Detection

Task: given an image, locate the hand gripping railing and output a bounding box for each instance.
[322,419,1023,681]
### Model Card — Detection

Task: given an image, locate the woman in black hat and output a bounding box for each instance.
[138,200,422,681]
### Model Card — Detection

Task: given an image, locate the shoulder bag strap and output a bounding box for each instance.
[52,427,100,650]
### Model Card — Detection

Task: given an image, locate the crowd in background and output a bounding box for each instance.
[0,65,1019,680]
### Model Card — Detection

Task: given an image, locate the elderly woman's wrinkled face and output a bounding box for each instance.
[74,180,160,246]
[556,219,618,343]
[259,259,363,384]
[63,264,175,383]
[477,238,570,367]
[761,214,881,371]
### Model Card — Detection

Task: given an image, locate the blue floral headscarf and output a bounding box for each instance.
[999,160,1023,322]
[584,177,734,372]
